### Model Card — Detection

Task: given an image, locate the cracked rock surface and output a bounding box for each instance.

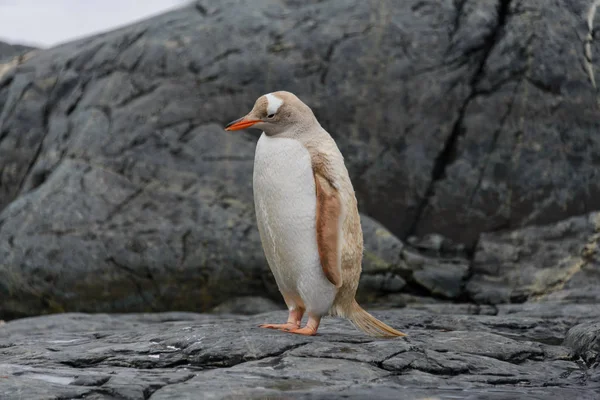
[1,304,599,399]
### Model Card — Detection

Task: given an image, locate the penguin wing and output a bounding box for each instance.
[314,172,343,288]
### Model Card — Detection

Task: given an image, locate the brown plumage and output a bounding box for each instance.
[314,172,342,288]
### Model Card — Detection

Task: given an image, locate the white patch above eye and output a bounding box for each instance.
[265,93,284,115]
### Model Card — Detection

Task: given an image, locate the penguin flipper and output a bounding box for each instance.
[314,172,343,288]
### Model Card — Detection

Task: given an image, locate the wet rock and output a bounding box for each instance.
[1,305,598,399]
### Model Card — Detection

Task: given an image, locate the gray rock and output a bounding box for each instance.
[370,293,445,309]
[356,214,408,302]
[412,262,469,299]
[497,301,600,320]
[564,321,600,366]
[358,273,406,296]
[467,211,600,304]
[211,296,283,315]
[299,386,600,400]
[401,246,471,299]
[358,221,473,303]
[407,233,467,257]
[0,41,34,62]
[411,0,600,247]
[1,305,598,399]
[0,0,598,317]
[360,214,404,273]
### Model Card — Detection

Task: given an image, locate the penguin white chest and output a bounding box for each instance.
[253,133,336,314]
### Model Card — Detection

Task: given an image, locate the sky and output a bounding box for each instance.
[0,0,190,48]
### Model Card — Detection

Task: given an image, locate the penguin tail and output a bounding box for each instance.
[347,300,407,338]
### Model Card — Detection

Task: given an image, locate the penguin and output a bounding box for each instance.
[225,91,406,337]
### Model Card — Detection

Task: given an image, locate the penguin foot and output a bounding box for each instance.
[285,315,320,336]
[259,308,304,331]
[259,322,300,331]
[285,326,318,336]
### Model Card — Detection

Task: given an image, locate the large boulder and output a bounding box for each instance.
[0,0,599,317]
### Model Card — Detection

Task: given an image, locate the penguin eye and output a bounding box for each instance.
[267,113,275,119]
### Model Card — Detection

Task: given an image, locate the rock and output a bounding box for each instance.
[211,296,283,315]
[0,0,599,316]
[407,233,467,257]
[1,305,598,399]
[358,217,472,303]
[412,262,469,299]
[360,214,404,273]
[411,0,600,246]
[357,273,407,304]
[0,154,270,319]
[0,41,35,118]
[356,214,407,302]
[299,386,600,400]
[467,211,600,304]
[0,41,34,62]
[564,322,600,366]
[373,293,447,309]
[359,273,406,293]
[497,301,600,321]
[401,246,470,300]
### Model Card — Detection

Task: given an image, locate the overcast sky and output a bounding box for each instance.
[0,0,189,48]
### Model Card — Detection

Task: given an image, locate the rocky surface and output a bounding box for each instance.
[0,0,599,319]
[0,41,35,94]
[0,41,34,62]
[1,2,599,397]
[1,304,599,399]
[468,211,600,304]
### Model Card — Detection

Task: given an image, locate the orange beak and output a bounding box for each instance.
[224,116,261,131]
